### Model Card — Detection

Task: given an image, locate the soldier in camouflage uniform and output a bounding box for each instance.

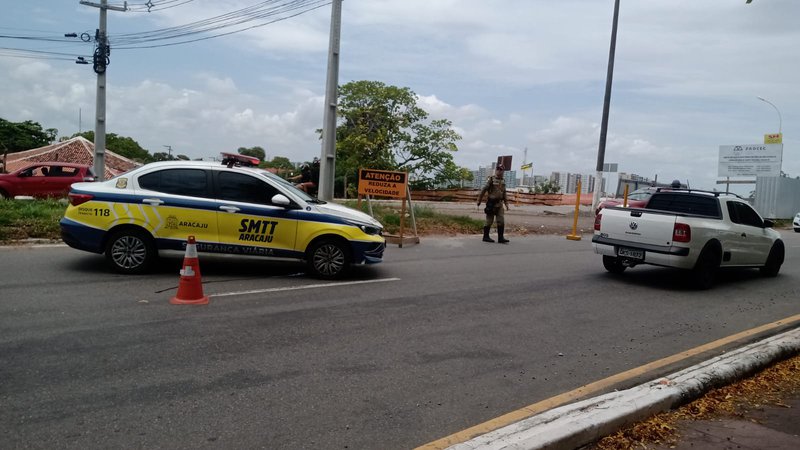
[477,164,510,243]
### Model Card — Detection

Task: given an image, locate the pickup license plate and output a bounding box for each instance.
[618,247,644,260]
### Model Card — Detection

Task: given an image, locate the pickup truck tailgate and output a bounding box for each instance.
[599,208,677,246]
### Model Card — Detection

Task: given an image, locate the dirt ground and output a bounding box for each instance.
[409,201,597,236]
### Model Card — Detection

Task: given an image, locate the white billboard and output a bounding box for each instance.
[718,144,783,177]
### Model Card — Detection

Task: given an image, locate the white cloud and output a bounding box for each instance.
[2,0,798,197]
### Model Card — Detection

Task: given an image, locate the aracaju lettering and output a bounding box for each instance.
[238,219,278,243]
[179,221,208,229]
[361,170,405,183]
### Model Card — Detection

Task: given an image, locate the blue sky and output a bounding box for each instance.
[1,0,797,195]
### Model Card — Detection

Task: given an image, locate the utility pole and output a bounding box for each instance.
[592,0,620,213]
[318,0,342,201]
[80,0,127,180]
[163,145,173,158]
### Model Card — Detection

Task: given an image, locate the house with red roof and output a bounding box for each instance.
[1,136,141,179]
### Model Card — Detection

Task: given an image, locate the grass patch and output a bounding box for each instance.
[0,198,67,242]
[341,200,484,235]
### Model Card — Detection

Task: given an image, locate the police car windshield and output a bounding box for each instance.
[258,170,325,203]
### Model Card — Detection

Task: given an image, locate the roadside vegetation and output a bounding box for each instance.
[342,200,484,235]
[593,353,800,449]
[0,198,484,243]
[0,199,67,242]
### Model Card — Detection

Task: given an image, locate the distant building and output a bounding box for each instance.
[470,163,517,189]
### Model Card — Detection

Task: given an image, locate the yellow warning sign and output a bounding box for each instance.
[357,169,407,198]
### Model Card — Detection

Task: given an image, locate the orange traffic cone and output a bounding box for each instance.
[170,235,209,305]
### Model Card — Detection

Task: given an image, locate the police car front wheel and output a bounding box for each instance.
[105,228,156,274]
[307,239,351,279]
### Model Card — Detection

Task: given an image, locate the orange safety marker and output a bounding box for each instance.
[170,235,209,305]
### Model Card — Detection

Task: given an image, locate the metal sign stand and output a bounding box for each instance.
[384,186,419,248]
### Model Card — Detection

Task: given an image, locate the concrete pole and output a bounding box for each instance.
[592,0,620,213]
[318,0,342,201]
[94,0,108,181]
[80,0,126,180]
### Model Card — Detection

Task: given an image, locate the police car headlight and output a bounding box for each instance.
[358,224,382,235]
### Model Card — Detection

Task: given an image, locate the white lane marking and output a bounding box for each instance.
[212,277,401,298]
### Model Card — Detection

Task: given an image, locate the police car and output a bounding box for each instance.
[60,154,385,279]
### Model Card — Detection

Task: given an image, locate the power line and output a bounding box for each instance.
[126,0,197,13]
[0,0,329,53]
[115,2,330,49]
[0,47,91,61]
[110,0,329,47]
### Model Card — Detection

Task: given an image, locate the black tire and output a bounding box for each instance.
[760,241,784,277]
[602,255,626,274]
[306,238,352,279]
[794,228,800,233]
[104,228,156,274]
[691,245,720,290]
[0,189,8,199]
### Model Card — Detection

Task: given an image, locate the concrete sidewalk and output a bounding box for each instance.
[446,327,800,450]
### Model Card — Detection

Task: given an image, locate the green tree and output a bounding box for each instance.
[535,180,561,194]
[238,146,266,161]
[458,167,475,188]
[263,156,295,171]
[71,131,152,162]
[0,118,57,152]
[335,80,462,191]
[151,152,177,162]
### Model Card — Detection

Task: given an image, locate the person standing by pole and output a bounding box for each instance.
[477,164,510,243]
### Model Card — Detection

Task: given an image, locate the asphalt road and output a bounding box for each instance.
[1,232,799,449]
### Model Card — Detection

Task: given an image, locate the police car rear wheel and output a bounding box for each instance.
[105,229,155,274]
[307,239,351,279]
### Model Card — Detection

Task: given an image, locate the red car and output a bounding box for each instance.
[0,162,96,199]
[595,187,658,215]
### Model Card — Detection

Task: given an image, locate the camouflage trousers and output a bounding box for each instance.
[484,203,505,227]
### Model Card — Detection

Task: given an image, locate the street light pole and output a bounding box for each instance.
[592,0,621,213]
[757,96,782,134]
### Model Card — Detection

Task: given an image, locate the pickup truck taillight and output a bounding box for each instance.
[594,213,602,231]
[673,222,691,243]
[68,193,94,206]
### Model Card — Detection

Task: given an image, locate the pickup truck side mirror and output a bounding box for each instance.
[763,219,774,228]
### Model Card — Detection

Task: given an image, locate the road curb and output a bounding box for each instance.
[448,327,800,450]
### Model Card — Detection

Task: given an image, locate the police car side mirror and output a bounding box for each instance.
[271,194,292,207]
[763,219,774,228]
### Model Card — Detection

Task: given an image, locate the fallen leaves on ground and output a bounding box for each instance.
[593,353,800,449]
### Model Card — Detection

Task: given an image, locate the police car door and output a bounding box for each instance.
[135,167,219,246]
[214,171,299,258]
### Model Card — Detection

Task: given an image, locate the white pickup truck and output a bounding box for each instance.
[592,189,785,289]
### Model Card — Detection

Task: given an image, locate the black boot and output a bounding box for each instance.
[497,226,509,244]
[482,226,495,242]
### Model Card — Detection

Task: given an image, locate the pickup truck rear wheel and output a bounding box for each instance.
[692,245,720,290]
[759,241,784,277]
[602,255,626,274]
